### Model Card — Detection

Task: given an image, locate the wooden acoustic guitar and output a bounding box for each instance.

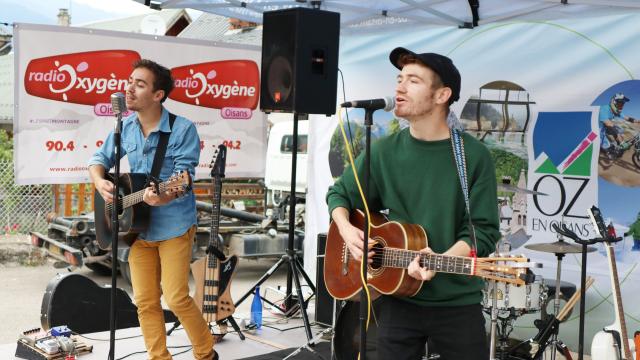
[589,206,636,359]
[94,171,191,249]
[191,145,239,333]
[324,210,532,301]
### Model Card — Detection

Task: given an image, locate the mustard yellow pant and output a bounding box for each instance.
[129,226,214,360]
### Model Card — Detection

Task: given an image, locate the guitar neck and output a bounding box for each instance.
[112,181,172,210]
[605,244,632,359]
[201,176,224,319]
[209,177,223,249]
[382,248,474,275]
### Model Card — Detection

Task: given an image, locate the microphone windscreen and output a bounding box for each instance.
[110,92,127,115]
[383,96,395,112]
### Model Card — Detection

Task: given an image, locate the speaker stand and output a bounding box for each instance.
[233,112,316,341]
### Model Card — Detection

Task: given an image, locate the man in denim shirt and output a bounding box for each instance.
[88,59,217,360]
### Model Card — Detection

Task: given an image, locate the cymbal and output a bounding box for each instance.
[524,240,597,254]
[498,183,548,196]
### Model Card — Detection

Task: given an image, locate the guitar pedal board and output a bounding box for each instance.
[15,327,92,360]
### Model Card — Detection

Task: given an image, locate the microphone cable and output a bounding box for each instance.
[336,101,374,360]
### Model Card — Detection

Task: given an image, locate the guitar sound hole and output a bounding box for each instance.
[370,243,384,270]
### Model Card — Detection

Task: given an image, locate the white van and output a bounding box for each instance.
[264,120,308,207]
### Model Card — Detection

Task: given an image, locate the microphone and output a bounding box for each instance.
[110,92,127,115]
[341,96,395,112]
[110,92,127,134]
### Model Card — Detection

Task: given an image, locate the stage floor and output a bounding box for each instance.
[1,315,332,359]
[0,315,592,360]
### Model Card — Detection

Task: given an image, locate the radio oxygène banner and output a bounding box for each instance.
[14,23,266,185]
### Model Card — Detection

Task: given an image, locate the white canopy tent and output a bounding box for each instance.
[133,0,640,32]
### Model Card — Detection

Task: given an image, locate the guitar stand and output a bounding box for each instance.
[167,316,245,340]
[552,223,606,360]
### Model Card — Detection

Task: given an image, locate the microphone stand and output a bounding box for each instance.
[552,223,603,360]
[108,109,123,360]
[359,108,375,360]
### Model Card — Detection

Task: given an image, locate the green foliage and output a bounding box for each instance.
[0,129,12,162]
[490,147,527,189]
[388,118,402,135]
[330,121,366,170]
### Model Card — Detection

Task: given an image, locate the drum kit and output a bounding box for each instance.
[484,232,596,360]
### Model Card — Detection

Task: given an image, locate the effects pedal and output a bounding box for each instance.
[35,336,59,355]
[51,325,72,337]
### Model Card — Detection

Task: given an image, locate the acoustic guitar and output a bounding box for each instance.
[324,210,532,301]
[589,206,636,359]
[191,145,239,330]
[94,171,191,249]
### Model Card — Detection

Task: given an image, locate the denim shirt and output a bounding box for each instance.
[88,108,200,241]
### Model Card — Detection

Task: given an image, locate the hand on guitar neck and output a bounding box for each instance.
[142,180,186,206]
[407,247,436,281]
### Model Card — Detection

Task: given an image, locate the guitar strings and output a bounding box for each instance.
[203,178,224,324]
[342,252,520,275]
[105,173,186,211]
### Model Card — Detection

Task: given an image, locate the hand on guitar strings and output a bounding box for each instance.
[339,222,375,264]
[96,178,115,203]
[143,182,184,206]
[408,247,436,281]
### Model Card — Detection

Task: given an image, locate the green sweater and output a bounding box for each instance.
[326,128,500,306]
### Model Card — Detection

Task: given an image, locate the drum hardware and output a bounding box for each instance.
[508,277,593,360]
[523,240,596,255]
[523,222,596,360]
[541,280,577,323]
[486,251,543,360]
[488,307,523,360]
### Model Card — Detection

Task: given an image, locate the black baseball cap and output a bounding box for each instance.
[389,47,461,104]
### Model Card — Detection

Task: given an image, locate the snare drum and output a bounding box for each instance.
[483,277,547,312]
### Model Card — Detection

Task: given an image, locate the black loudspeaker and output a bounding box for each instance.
[315,232,336,326]
[260,8,340,116]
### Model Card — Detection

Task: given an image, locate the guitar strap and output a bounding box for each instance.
[146,112,176,189]
[450,128,479,256]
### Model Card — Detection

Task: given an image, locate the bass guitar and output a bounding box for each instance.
[324,210,532,301]
[191,145,239,333]
[94,171,191,249]
[589,206,636,359]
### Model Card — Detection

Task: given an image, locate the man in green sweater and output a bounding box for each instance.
[326,48,500,359]
[624,212,640,251]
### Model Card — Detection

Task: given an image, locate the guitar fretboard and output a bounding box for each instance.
[382,248,474,275]
[202,175,224,318]
[206,177,223,271]
[106,181,175,212]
